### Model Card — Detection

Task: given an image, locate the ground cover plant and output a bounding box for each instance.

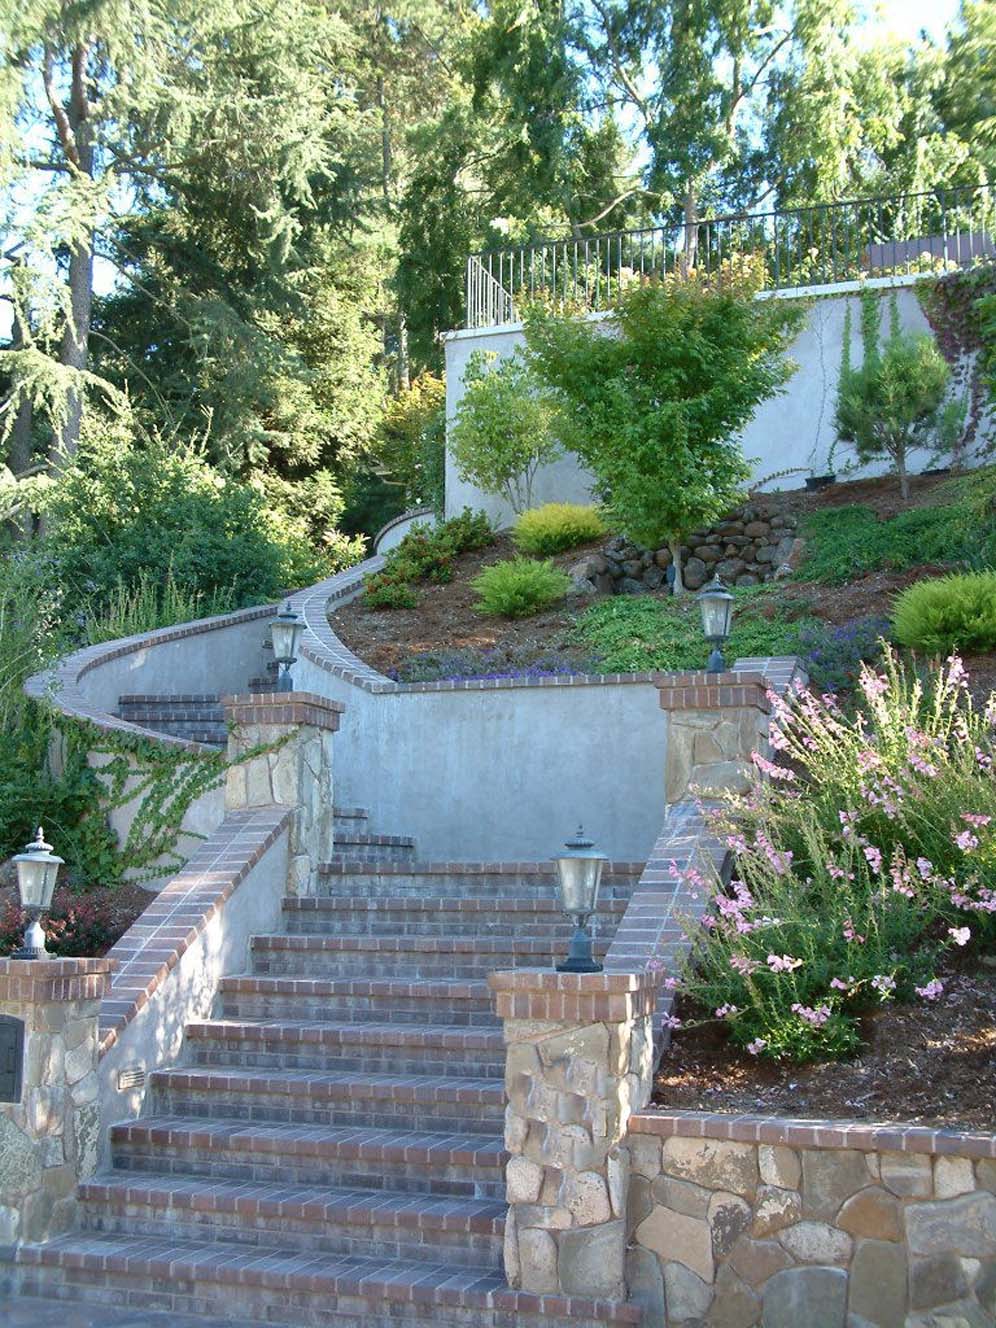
[799,503,958,584]
[893,572,996,655]
[471,557,571,618]
[674,648,996,1063]
[512,503,606,555]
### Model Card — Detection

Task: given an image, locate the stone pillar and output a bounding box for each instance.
[0,957,114,1244]
[657,670,771,804]
[223,691,343,897]
[488,969,659,1301]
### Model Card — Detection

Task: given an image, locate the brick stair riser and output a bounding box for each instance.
[111,1141,506,1200]
[285,918,617,941]
[332,815,369,834]
[284,900,625,935]
[117,705,224,722]
[79,1198,503,1270]
[150,1084,505,1134]
[5,1265,633,1328]
[218,990,498,1028]
[186,1039,505,1080]
[317,871,639,902]
[251,941,608,980]
[331,841,415,862]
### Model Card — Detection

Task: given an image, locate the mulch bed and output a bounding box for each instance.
[654,962,996,1131]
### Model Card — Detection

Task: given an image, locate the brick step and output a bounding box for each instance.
[150,1065,506,1132]
[217,975,498,1027]
[283,895,625,938]
[250,933,608,979]
[78,1173,505,1268]
[328,833,416,864]
[7,1233,640,1328]
[185,1018,506,1077]
[120,719,229,744]
[333,806,370,834]
[318,864,641,902]
[110,1117,507,1197]
[116,703,224,722]
[118,693,222,706]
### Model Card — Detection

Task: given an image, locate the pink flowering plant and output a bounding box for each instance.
[678,647,996,1061]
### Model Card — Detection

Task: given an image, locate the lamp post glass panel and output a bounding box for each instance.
[697,576,734,673]
[12,828,64,961]
[271,602,304,693]
[554,827,607,973]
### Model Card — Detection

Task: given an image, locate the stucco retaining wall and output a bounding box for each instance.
[443,278,990,528]
[625,1110,996,1327]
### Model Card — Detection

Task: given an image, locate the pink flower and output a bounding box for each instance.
[751,752,795,781]
[961,813,992,828]
[871,974,896,997]
[830,976,856,992]
[766,953,803,973]
[916,857,934,880]
[843,918,866,944]
[860,671,889,701]
[863,845,883,874]
[663,976,681,991]
[663,1015,682,1030]
[715,1004,740,1019]
[746,1038,767,1055]
[730,954,760,976]
[955,830,979,852]
[948,926,971,947]
[791,1002,832,1028]
[915,979,944,1001]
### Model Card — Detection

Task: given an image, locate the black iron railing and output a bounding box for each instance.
[465,183,996,328]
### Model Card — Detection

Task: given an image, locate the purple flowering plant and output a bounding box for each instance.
[677,646,996,1062]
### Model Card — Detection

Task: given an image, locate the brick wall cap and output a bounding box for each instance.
[488,968,658,994]
[222,691,345,712]
[0,957,115,977]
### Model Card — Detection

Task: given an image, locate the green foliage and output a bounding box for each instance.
[363,509,494,608]
[681,650,996,1061]
[524,268,801,586]
[573,588,816,674]
[893,572,996,655]
[83,569,237,646]
[449,351,561,513]
[375,374,447,514]
[800,504,960,584]
[43,428,329,609]
[471,558,571,618]
[836,290,953,498]
[512,503,607,555]
[0,888,128,959]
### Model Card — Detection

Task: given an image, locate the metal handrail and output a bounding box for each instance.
[464,182,996,328]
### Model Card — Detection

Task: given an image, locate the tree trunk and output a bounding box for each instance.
[8,264,34,479]
[669,538,685,595]
[896,450,910,502]
[681,185,699,277]
[397,309,411,393]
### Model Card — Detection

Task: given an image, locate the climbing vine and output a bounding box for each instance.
[916,266,996,461]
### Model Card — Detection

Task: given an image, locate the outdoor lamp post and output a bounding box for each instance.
[697,575,734,673]
[270,602,304,693]
[12,827,63,960]
[554,826,607,973]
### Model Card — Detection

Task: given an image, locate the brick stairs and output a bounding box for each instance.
[6,850,643,1328]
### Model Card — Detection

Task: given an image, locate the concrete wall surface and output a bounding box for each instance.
[443,279,989,527]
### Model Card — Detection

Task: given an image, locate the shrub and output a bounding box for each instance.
[524,262,801,590]
[513,503,606,556]
[0,887,129,958]
[83,567,238,645]
[800,504,958,584]
[388,644,602,683]
[572,589,817,674]
[375,373,447,513]
[471,558,571,618]
[795,616,892,694]
[893,572,996,655]
[449,350,561,512]
[362,509,494,608]
[677,649,996,1061]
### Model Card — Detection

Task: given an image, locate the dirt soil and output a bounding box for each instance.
[331,472,973,679]
[654,962,996,1131]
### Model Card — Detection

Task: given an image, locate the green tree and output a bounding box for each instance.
[836,291,954,501]
[524,265,801,590]
[449,350,561,512]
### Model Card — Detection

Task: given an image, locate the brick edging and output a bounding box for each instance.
[0,957,115,1004]
[372,506,436,552]
[223,691,344,732]
[629,1108,996,1160]
[98,806,291,1055]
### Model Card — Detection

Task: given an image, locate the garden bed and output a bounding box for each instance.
[0,865,152,959]
[655,960,996,1130]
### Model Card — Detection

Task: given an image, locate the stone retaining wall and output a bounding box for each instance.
[626,1110,996,1327]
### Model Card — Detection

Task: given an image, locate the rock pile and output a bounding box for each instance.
[568,501,806,595]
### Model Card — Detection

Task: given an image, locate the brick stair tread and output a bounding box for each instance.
[80,1172,505,1234]
[252,934,604,954]
[184,1017,505,1052]
[152,1064,505,1106]
[219,975,492,1001]
[118,694,221,704]
[319,862,643,877]
[111,1116,507,1167]
[332,833,415,847]
[12,1232,641,1322]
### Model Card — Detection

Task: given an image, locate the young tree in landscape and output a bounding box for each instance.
[524,265,801,590]
[836,291,955,501]
[449,350,561,513]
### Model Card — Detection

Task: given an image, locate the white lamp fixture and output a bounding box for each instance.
[270,602,304,692]
[696,575,735,673]
[553,826,607,973]
[12,827,63,961]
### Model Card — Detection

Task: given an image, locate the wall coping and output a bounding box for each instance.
[629,1108,996,1160]
[0,957,116,1004]
[223,691,345,732]
[372,507,436,552]
[488,967,660,1021]
[97,805,291,1055]
[24,601,277,752]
